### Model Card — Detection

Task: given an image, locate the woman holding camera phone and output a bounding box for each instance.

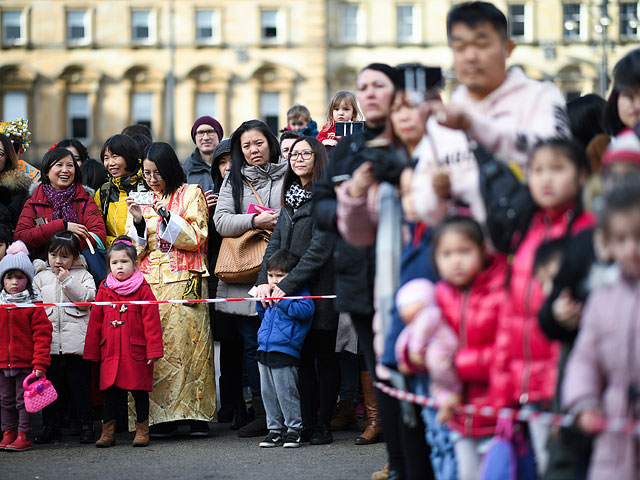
[313,63,434,480]
[126,142,216,438]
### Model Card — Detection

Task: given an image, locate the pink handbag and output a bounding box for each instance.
[22,372,58,413]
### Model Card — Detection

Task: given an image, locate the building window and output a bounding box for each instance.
[131,10,155,44]
[620,2,639,39]
[195,92,217,119]
[397,5,419,43]
[562,3,583,40]
[66,10,90,45]
[67,93,90,140]
[195,10,220,44]
[2,11,24,45]
[260,92,280,135]
[508,4,528,40]
[261,10,280,42]
[2,91,27,121]
[340,5,360,43]
[131,92,153,130]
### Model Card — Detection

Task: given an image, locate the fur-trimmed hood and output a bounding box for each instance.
[0,169,31,193]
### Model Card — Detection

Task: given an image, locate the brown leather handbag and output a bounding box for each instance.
[214,179,271,284]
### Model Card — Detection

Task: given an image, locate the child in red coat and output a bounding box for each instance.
[432,217,507,480]
[316,91,361,147]
[0,241,53,452]
[84,236,163,448]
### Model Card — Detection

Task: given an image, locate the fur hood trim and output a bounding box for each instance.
[0,169,31,193]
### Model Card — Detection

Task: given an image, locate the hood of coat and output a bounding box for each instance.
[34,255,89,276]
[184,148,211,175]
[241,157,288,185]
[0,169,31,193]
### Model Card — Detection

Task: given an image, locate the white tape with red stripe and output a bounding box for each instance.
[374,382,640,436]
[0,295,337,309]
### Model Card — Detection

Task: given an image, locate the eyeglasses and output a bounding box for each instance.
[289,150,314,160]
[143,171,163,180]
[196,129,217,139]
[0,150,5,160]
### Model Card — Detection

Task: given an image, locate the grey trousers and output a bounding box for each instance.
[258,362,303,434]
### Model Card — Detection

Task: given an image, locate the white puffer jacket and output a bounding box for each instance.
[33,256,96,355]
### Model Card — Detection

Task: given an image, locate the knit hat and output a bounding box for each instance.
[214,138,231,163]
[602,128,640,169]
[191,116,224,144]
[395,278,435,309]
[0,240,34,283]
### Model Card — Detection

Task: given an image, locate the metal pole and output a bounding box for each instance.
[165,0,176,146]
[599,0,609,98]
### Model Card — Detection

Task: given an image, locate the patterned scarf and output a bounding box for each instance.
[105,270,145,296]
[42,183,78,223]
[285,183,313,210]
[0,288,42,304]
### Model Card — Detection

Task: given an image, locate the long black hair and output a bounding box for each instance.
[143,142,186,196]
[566,94,606,148]
[0,134,18,174]
[280,136,328,206]
[227,120,280,213]
[603,48,640,136]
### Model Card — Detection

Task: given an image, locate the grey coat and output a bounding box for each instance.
[256,199,338,331]
[213,159,288,316]
[183,148,213,191]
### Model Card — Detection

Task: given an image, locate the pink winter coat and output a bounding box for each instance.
[395,304,461,406]
[491,206,595,408]
[563,277,640,480]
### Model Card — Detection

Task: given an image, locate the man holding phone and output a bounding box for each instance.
[411,1,570,226]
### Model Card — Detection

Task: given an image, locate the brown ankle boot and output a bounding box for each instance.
[355,372,382,445]
[132,419,149,447]
[330,399,358,431]
[95,420,116,448]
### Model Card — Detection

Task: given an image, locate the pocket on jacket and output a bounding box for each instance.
[130,337,147,361]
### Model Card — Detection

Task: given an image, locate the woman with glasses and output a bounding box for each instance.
[126,142,216,437]
[14,146,106,260]
[0,133,31,233]
[254,136,339,445]
[214,119,287,438]
[94,134,148,246]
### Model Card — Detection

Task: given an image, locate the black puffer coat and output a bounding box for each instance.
[256,197,337,330]
[0,169,31,232]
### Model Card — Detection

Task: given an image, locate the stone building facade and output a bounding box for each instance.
[0,0,638,162]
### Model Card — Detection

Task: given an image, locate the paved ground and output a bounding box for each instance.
[0,422,386,479]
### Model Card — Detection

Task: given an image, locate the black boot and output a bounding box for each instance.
[33,425,61,444]
[237,396,267,438]
[79,411,95,444]
[217,375,234,423]
[230,400,248,431]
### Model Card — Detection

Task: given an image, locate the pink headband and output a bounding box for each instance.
[113,239,133,246]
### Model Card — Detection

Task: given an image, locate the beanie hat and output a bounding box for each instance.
[214,138,231,163]
[0,240,34,283]
[395,278,435,310]
[191,116,224,144]
[362,63,401,88]
[602,128,640,169]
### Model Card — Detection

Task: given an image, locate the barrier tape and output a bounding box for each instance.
[374,382,640,436]
[0,295,337,309]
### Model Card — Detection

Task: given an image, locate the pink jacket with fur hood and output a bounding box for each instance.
[412,67,570,225]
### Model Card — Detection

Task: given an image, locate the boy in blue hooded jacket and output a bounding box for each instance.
[256,249,314,449]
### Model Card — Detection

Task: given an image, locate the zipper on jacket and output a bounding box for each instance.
[7,309,11,368]
[520,278,534,404]
[459,289,470,349]
[57,280,62,354]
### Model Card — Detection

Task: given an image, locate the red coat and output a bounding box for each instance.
[83,280,163,391]
[490,206,595,408]
[436,255,507,437]
[14,183,106,260]
[0,305,52,372]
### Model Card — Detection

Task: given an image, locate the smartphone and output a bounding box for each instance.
[129,191,155,205]
[335,121,365,137]
[246,204,276,215]
[331,174,351,186]
[397,64,443,105]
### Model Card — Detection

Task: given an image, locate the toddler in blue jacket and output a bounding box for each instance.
[256,249,315,449]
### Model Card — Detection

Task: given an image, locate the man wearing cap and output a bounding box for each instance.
[183,115,224,191]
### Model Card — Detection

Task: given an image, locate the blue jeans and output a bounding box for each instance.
[236,315,261,397]
[412,376,459,480]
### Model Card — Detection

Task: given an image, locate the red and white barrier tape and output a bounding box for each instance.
[0,295,336,309]
[375,382,640,436]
